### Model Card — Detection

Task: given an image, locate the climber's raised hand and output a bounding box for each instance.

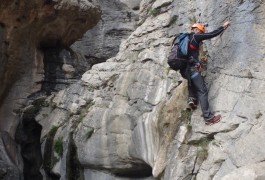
[223,21,230,29]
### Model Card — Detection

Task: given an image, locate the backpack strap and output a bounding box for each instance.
[172,37,177,46]
[188,34,200,51]
[171,33,182,46]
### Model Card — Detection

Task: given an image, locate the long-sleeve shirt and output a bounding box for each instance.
[188,27,225,78]
[189,26,225,63]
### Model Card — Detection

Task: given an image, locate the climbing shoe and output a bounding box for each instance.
[188,97,197,110]
[205,114,221,125]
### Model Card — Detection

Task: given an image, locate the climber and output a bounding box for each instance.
[180,21,230,125]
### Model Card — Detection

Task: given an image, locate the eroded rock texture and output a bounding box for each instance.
[0,0,101,179]
[72,0,140,67]
[0,0,101,134]
[0,131,21,179]
[43,0,265,179]
[2,0,265,180]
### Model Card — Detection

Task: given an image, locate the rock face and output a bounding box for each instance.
[0,0,101,179]
[0,132,22,179]
[2,0,265,180]
[72,0,140,67]
[15,106,43,180]
[0,0,101,134]
[164,0,265,179]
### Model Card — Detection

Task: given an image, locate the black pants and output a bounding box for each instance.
[189,73,212,120]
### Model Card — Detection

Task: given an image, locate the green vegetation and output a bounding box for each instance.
[169,15,178,26]
[74,99,95,125]
[76,113,86,124]
[196,138,210,160]
[190,136,214,161]
[148,8,161,17]
[43,125,60,173]
[179,109,193,133]
[69,99,95,132]
[199,50,208,77]
[54,137,64,157]
[186,124,192,131]
[49,125,59,134]
[256,111,263,119]
[85,127,94,140]
[188,15,197,24]
[180,109,192,124]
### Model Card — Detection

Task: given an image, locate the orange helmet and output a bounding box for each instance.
[191,23,206,33]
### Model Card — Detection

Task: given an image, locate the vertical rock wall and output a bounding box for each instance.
[72,0,140,67]
[0,0,101,134]
[1,0,265,179]
[38,0,265,179]
[0,132,22,179]
[37,0,186,179]
[164,0,265,179]
[0,0,101,179]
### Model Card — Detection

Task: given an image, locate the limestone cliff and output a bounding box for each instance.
[1,0,265,180]
[0,0,101,179]
[0,0,101,134]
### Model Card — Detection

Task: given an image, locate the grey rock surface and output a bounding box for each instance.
[0,132,22,179]
[38,0,265,179]
[2,0,265,179]
[0,0,101,179]
[0,0,101,135]
[165,0,265,179]
[72,0,139,66]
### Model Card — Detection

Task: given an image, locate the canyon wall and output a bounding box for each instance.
[1,0,265,179]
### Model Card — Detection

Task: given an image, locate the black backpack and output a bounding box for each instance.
[167,33,190,71]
